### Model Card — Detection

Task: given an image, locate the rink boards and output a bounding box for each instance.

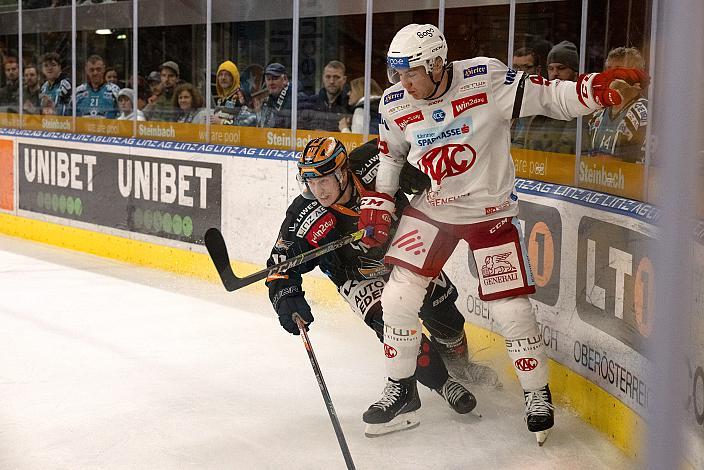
[0,130,702,464]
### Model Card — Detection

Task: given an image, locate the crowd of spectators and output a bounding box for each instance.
[0,51,386,135]
[0,38,649,164]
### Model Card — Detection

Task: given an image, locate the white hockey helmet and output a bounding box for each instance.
[387,24,447,84]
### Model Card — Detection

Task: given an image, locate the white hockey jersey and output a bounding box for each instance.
[376,57,604,224]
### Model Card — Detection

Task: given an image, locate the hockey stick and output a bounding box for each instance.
[294,314,356,470]
[204,227,370,292]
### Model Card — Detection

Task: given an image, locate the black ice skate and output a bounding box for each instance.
[432,335,502,388]
[523,384,555,446]
[363,376,421,437]
[436,377,477,414]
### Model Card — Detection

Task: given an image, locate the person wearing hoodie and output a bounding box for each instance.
[211,60,257,127]
[338,77,383,135]
[116,88,146,121]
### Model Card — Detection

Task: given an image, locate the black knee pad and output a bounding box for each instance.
[420,271,465,339]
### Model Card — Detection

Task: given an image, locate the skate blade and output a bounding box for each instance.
[535,429,551,446]
[364,412,420,438]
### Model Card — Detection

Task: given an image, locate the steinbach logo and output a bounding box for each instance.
[515,357,538,371]
[452,92,488,117]
[384,90,405,104]
[463,65,487,78]
[394,110,424,131]
[384,343,397,358]
[418,143,477,184]
[392,229,426,255]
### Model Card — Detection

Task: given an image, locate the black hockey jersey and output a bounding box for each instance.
[266,141,409,307]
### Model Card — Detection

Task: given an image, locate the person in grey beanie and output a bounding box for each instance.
[546,40,579,81]
[524,41,583,153]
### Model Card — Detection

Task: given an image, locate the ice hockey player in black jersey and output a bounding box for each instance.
[266,136,499,437]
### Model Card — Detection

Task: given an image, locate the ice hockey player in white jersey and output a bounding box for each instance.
[357,23,649,445]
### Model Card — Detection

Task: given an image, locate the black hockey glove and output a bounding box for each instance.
[276,295,314,335]
[399,161,431,195]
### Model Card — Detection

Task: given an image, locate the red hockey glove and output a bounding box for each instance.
[588,68,650,106]
[358,192,395,247]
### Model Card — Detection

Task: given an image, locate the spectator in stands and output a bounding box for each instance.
[524,41,583,154]
[144,60,180,122]
[299,60,352,131]
[511,47,542,147]
[512,47,542,78]
[104,67,120,87]
[75,54,120,118]
[259,62,291,129]
[116,88,146,121]
[338,77,383,134]
[586,47,649,163]
[210,60,256,127]
[173,82,207,124]
[22,64,42,114]
[39,52,71,116]
[0,53,20,112]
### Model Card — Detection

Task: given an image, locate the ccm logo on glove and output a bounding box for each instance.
[358,192,395,247]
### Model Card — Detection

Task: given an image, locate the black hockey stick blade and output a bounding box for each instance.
[204,227,371,292]
[204,227,241,291]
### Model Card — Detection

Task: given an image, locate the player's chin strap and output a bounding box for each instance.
[423,63,453,100]
[330,172,365,217]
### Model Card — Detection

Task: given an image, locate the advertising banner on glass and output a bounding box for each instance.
[17,142,221,244]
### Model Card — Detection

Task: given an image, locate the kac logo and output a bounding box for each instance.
[432,109,446,122]
[515,357,538,371]
[418,143,477,184]
[384,343,397,358]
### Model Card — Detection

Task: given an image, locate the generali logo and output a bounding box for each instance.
[515,357,538,371]
[481,252,517,277]
[418,143,477,184]
[394,110,424,131]
[452,92,488,117]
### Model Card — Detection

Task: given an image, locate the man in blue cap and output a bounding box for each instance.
[259,62,292,129]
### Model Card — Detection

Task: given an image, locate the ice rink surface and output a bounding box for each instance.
[0,234,635,469]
